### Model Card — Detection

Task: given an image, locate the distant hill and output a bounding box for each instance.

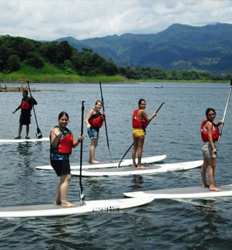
[0,35,119,76]
[58,23,232,73]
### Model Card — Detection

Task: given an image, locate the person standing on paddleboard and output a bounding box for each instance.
[200,108,223,191]
[85,100,105,164]
[50,111,83,208]
[132,99,157,168]
[13,88,37,139]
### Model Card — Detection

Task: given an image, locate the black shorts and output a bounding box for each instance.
[50,159,71,176]
[20,113,31,125]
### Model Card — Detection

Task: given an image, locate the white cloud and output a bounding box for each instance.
[0,0,231,40]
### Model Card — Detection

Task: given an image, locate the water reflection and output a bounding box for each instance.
[131,175,144,189]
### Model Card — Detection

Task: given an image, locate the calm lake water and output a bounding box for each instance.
[0,82,231,249]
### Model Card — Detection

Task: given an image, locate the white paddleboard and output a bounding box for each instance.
[71,160,203,177]
[0,196,154,218]
[124,184,232,199]
[35,155,167,171]
[0,137,49,144]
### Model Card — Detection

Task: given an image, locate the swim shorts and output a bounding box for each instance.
[132,128,145,138]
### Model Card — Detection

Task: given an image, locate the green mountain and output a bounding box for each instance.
[58,23,232,73]
[0,35,119,77]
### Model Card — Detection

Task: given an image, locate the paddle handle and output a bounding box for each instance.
[26,81,37,124]
[26,81,42,138]
[148,102,165,125]
[219,80,232,140]
[99,81,112,157]
[222,80,232,123]
[79,100,85,203]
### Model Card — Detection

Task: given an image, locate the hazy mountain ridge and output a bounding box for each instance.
[58,23,232,73]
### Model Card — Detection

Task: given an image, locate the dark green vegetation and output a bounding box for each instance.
[60,23,232,75]
[0,35,124,82]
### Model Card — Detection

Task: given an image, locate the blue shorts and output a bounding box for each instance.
[87,127,99,140]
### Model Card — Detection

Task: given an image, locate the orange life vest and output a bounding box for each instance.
[88,112,104,128]
[57,129,74,154]
[200,120,220,142]
[132,109,148,129]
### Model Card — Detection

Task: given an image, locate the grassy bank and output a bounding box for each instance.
[0,64,127,83]
[0,64,226,84]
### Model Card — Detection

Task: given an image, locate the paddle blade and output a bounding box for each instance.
[36,128,43,139]
[80,193,85,201]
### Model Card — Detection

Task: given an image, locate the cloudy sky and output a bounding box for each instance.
[0,0,232,40]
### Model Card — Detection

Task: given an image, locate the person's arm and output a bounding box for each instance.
[50,127,62,148]
[12,104,21,114]
[206,122,216,155]
[85,109,93,128]
[216,120,224,127]
[73,135,84,147]
[30,97,37,105]
[140,110,151,123]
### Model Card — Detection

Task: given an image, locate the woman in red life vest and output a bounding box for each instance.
[85,100,104,164]
[132,99,157,168]
[200,108,223,191]
[13,88,37,139]
[50,111,83,208]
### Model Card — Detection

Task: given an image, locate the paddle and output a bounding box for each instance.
[99,81,111,157]
[219,79,232,140]
[118,102,165,167]
[26,81,43,138]
[79,100,85,203]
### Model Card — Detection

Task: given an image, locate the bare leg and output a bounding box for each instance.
[26,125,30,137]
[201,159,209,188]
[16,124,23,138]
[208,158,219,191]
[58,175,75,207]
[137,137,145,168]
[132,137,139,167]
[89,138,99,164]
[55,183,61,205]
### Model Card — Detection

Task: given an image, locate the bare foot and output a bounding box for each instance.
[89,160,100,164]
[136,165,145,169]
[56,200,61,205]
[203,183,209,188]
[61,201,75,208]
[209,185,220,192]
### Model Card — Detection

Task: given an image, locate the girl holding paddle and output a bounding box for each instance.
[132,99,159,168]
[200,108,223,191]
[85,100,105,164]
[13,88,37,139]
[50,111,83,208]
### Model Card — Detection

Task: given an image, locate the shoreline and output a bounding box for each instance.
[0,78,228,85]
[0,70,228,84]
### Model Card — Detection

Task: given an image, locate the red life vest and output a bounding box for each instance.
[57,130,74,154]
[20,100,32,110]
[88,112,104,128]
[132,109,148,129]
[200,120,220,142]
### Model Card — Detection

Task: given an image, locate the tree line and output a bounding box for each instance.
[0,35,231,81]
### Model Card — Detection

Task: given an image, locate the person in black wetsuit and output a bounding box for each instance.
[13,88,37,139]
